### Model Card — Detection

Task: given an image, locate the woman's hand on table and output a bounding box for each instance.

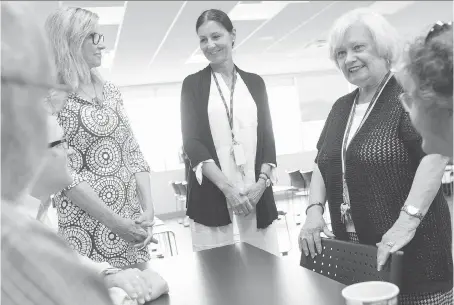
[223,185,253,216]
[134,212,158,250]
[376,212,420,271]
[298,207,335,258]
[105,268,153,304]
[240,180,266,207]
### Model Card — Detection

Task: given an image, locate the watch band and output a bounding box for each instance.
[258,175,271,187]
[401,205,424,221]
[260,171,270,180]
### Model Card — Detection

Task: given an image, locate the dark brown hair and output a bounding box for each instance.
[196,9,234,46]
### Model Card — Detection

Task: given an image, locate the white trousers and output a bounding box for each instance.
[190,209,280,256]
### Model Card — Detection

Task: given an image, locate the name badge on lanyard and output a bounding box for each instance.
[211,67,246,175]
[340,71,392,224]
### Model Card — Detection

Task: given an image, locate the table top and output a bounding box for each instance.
[147,243,346,305]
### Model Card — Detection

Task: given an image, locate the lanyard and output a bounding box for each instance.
[341,71,392,175]
[340,71,392,222]
[211,67,238,143]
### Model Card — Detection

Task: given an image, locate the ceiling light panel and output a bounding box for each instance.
[229,1,289,21]
[82,6,126,24]
[368,1,415,15]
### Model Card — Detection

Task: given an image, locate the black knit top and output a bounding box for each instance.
[316,76,452,294]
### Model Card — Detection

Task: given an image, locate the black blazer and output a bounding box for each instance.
[180,65,278,229]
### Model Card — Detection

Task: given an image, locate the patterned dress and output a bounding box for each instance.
[53,82,151,267]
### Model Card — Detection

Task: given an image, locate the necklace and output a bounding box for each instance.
[80,81,102,106]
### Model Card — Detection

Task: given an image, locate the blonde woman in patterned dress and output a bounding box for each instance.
[45,7,155,268]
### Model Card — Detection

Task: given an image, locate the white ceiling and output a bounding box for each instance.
[25,1,454,86]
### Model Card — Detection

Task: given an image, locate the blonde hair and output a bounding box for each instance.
[328,8,402,69]
[45,7,99,91]
[1,2,54,201]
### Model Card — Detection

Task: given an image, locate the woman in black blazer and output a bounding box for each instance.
[180,9,279,254]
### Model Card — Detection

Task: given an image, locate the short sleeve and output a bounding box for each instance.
[399,110,426,162]
[314,111,332,164]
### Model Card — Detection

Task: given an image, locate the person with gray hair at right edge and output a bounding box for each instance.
[298,8,452,305]
[397,21,453,160]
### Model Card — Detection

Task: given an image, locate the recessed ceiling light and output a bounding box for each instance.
[229,1,289,21]
[368,1,415,15]
[81,6,126,25]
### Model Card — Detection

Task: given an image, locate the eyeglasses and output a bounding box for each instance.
[49,138,69,149]
[89,32,105,45]
[425,21,452,44]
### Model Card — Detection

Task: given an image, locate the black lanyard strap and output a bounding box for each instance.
[211,67,237,142]
[339,71,392,224]
[341,70,392,175]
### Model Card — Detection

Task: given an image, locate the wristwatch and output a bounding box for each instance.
[259,174,271,188]
[401,204,424,221]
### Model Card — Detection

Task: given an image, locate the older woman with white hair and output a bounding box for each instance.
[298,8,452,304]
[397,21,453,159]
[45,7,155,268]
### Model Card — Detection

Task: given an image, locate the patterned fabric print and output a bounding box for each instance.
[399,289,453,305]
[54,82,151,267]
[347,233,453,304]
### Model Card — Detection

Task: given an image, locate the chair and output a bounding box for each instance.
[152,219,178,257]
[170,181,185,224]
[286,170,306,190]
[176,182,187,199]
[277,210,291,255]
[301,171,313,189]
[286,170,311,223]
[300,238,403,287]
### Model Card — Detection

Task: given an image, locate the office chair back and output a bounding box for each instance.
[176,182,187,197]
[301,171,313,188]
[300,238,403,288]
[286,170,306,189]
[170,181,181,196]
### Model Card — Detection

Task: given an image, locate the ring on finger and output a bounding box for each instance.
[385,241,395,247]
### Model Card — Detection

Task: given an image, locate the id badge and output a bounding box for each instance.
[233,143,246,166]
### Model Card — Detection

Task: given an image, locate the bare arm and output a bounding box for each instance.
[202,162,234,193]
[376,154,448,270]
[65,182,122,229]
[135,172,154,215]
[306,164,327,217]
[299,163,334,257]
[402,154,449,221]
